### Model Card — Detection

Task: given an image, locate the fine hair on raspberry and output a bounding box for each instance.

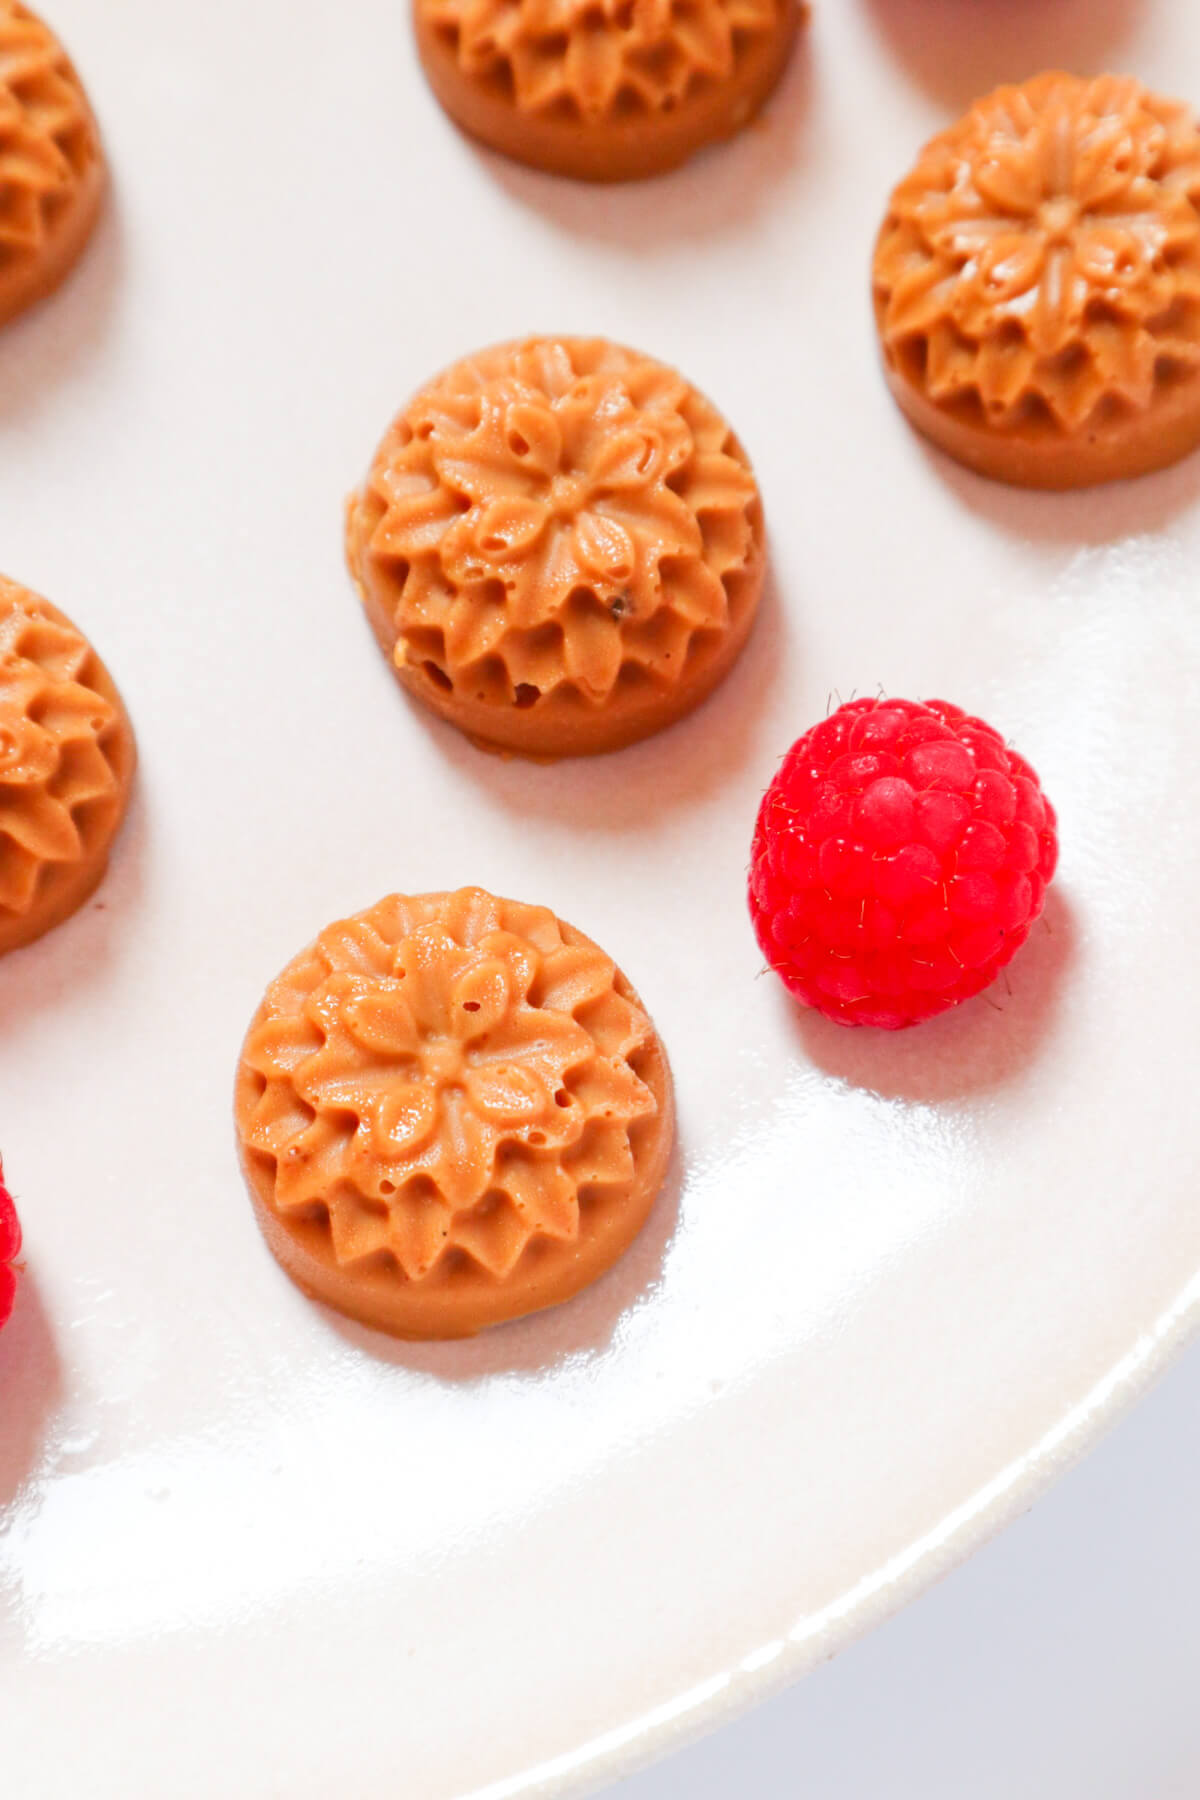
[748,697,1059,1030]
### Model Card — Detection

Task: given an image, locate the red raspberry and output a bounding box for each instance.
[749,697,1059,1030]
[0,1160,21,1331]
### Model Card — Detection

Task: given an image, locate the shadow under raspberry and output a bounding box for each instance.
[782,884,1077,1104]
[0,1270,63,1510]
[860,0,1150,114]
[316,1136,684,1377]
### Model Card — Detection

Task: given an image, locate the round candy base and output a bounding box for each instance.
[414,1,802,183]
[238,1100,674,1340]
[881,358,1200,490]
[347,512,763,759]
[0,848,121,959]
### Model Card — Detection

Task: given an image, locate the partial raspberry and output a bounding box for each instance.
[749,697,1059,1029]
[0,1159,21,1331]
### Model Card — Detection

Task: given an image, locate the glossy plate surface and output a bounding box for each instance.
[3,2,1199,1794]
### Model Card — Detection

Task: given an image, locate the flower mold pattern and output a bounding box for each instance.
[0,0,104,328]
[346,337,765,756]
[413,0,803,180]
[0,579,135,956]
[874,73,1200,486]
[235,887,675,1338]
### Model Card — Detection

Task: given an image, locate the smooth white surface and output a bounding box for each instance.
[1,2,1198,1797]
[608,1331,1200,1800]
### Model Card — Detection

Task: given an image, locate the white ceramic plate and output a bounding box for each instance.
[3,2,1200,1794]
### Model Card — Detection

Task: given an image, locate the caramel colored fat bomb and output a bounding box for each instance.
[346,336,766,758]
[414,0,803,182]
[0,2,104,329]
[235,887,675,1339]
[0,578,135,956]
[874,72,1200,488]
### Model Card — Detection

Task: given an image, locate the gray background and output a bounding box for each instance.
[607,1341,1200,1798]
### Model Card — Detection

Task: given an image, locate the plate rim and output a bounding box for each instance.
[479,1271,1200,1800]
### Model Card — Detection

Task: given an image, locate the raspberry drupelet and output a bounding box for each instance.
[0,1160,20,1330]
[749,698,1059,1030]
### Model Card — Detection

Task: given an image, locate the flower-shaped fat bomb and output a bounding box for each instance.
[874,72,1200,486]
[235,887,675,1337]
[0,578,135,956]
[414,0,804,181]
[346,337,765,756]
